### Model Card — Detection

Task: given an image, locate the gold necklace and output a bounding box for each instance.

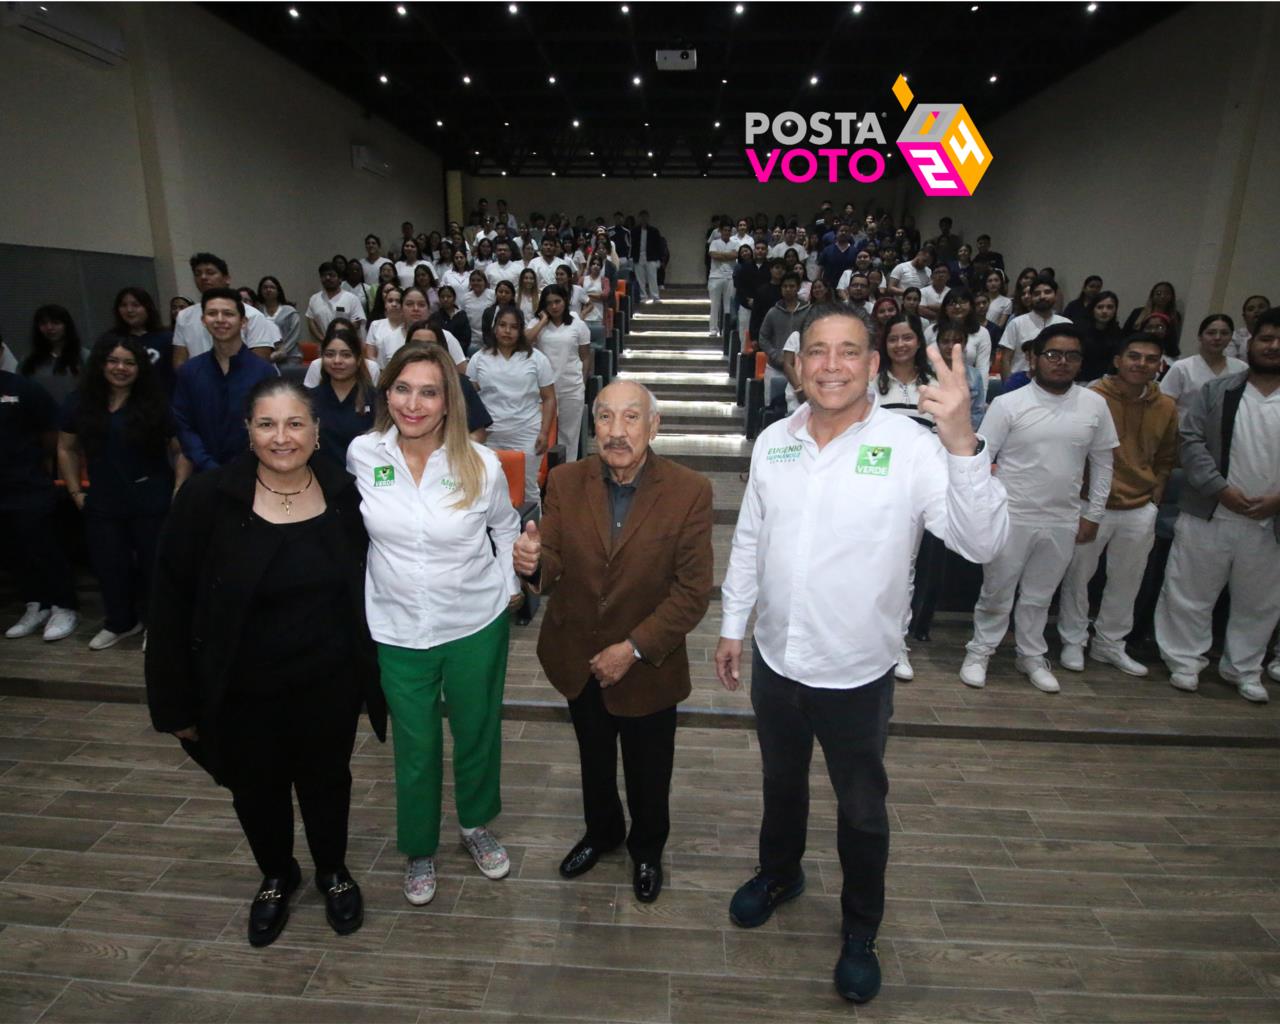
[255,468,313,516]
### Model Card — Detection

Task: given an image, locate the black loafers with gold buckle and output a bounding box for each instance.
[317,869,363,935]
[248,860,301,948]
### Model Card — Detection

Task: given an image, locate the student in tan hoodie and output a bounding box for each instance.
[1058,333,1178,676]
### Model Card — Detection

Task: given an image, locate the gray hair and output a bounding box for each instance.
[591,381,659,420]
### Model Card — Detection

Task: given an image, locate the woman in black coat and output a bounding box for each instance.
[145,376,386,948]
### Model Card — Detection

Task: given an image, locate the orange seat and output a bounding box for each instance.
[754,351,767,380]
[615,279,627,297]
[494,449,526,508]
[741,331,755,355]
[300,341,320,363]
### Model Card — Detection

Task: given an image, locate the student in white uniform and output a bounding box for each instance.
[306,263,368,342]
[917,265,951,322]
[997,275,1070,379]
[364,285,406,372]
[962,324,1119,694]
[359,235,394,286]
[527,285,591,463]
[466,304,557,505]
[554,265,589,319]
[1160,313,1248,420]
[484,242,523,290]
[302,317,381,389]
[924,287,992,380]
[528,237,573,292]
[1156,311,1280,702]
[395,239,430,288]
[983,269,1014,329]
[461,271,495,350]
[256,276,302,365]
[1227,295,1270,360]
[580,256,609,349]
[707,223,738,336]
[315,286,464,386]
[173,253,280,365]
[888,249,932,296]
[714,307,1008,1005]
[440,250,472,295]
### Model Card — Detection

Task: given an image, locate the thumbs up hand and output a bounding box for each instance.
[513,520,541,577]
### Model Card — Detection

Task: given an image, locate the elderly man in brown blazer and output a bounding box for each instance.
[513,379,713,902]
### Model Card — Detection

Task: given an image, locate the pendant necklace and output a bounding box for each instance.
[256,468,313,515]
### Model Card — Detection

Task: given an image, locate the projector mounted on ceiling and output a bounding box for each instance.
[655,49,697,71]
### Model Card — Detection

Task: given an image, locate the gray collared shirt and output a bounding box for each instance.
[603,458,647,543]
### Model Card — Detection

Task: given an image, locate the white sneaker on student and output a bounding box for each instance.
[1059,643,1085,672]
[1016,655,1060,694]
[1169,673,1199,693]
[88,622,144,651]
[894,647,914,682]
[959,653,988,689]
[1089,645,1148,677]
[1238,680,1270,704]
[1269,661,1280,684]
[42,607,78,642]
[5,603,49,639]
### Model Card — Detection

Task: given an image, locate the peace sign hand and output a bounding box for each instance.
[919,343,980,456]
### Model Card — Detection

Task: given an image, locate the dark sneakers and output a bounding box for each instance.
[728,867,805,928]
[835,935,881,1004]
[248,860,301,948]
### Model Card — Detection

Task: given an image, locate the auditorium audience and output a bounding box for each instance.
[256,276,303,365]
[308,323,376,467]
[1160,313,1247,419]
[997,274,1070,379]
[306,262,367,342]
[101,287,175,394]
[21,304,88,406]
[527,284,591,462]
[1229,294,1270,359]
[173,253,280,366]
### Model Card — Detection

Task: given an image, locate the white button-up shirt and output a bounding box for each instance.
[720,397,1009,689]
[173,302,280,358]
[347,428,521,649]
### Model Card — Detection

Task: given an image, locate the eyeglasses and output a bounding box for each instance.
[1040,350,1083,364]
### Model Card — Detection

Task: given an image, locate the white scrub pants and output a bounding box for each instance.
[737,305,753,343]
[556,383,585,463]
[967,521,1077,660]
[1058,502,1158,653]
[1155,512,1280,684]
[636,260,661,302]
[486,424,541,507]
[708,277,732,334]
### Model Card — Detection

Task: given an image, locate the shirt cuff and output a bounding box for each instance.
[945,436,992,466]
[718,612,750,641]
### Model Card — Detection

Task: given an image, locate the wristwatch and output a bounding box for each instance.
[630,639,643,661]
[971,437,986,457]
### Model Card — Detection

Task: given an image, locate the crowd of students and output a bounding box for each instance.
[713,204,1279,701]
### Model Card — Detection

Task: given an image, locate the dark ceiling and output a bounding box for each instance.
[206,1,1179,179]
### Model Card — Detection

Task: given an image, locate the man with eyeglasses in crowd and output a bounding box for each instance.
[961,324,1119,694]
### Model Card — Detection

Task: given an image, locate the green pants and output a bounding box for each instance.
[377,612,510,857]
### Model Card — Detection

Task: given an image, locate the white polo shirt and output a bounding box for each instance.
[439,269,472,295]
[890,261,932,292]
[999,311,1071,377]
[306,289,367,335]
[347,430,521,649]
[708,238,739,280]
[395,260,429,288]
[720,398,1009,689]
[374,329,466,371]
[359,257,393,285]
[536,318,591,394]
[985,294,1013,324]
[466,348,555,433]
[365,319,404,370]
[485,260,523,289]
[1217,382,1280,531]
[173,302,280,357]
[979,381,1118,526]
[920,284,949,311]
[529,256,573,291]
[925,323,993,379]
[1160,354,1248,418]
[461,287,496,339]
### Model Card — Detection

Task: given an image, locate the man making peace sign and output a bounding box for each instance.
[715,308,1009,1005]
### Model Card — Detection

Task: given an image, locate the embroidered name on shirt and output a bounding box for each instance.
[766,443,802,464]
[373,465,395,487]
[855,445,893,476]
[440,476,459,491]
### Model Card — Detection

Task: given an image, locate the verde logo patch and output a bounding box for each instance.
[855,445,892,476]
[766,443,802,464]
[373,465,395,487]
[440,476,459,492]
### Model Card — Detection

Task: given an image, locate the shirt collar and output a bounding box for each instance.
[602,452,648,491]
[787,390,880,447]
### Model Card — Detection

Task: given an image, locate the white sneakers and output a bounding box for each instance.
[403,856,436,905]
[894,647,914,682]
[1169,673,1199,693]
[1059,643,1086,672]
[1238,680,1270,704]
[6,603,77,642]
[1269,661,1280,684]
[88,623,144,651]
[959,653,988,689]
[1016,656,1060,694]
[1089,646,1148,677]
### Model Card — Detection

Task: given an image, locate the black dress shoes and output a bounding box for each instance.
[248,860,301,948]
[316,868,363,935]
[633,861,663,903]
[559,836,618,879]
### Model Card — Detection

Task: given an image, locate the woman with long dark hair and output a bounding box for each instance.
[257,276,303,366]
[875,313,936,428]
[57,335,188,651]
[480,280,518,349]
[430,285,473,353]
[310,324,376,467]
[102,287,175,393]
[1064,275,1104,323]
[1077,289,1123,382]
[926,286,992,380]
[1123,280,1182,349]
[22,304,88,404]
[526,283,591,462]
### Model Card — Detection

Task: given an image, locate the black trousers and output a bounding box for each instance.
[217,678,361,879]
[751,646,894,939]
[909,530,947,637]
[568,676,677,864]
[84,507,165,633]
[0,500,78,610]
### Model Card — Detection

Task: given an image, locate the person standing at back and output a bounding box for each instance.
[631,210,665,304]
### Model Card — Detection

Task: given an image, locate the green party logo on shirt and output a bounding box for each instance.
[766,443,802,464]
[440,476,459,491]
[373,465,395,487]
[855,445,893,476]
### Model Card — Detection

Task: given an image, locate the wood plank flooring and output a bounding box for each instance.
[1,695,1279,1022]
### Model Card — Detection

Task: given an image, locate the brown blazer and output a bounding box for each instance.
[535,452,714,716]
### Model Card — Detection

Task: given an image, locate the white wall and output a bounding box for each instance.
[911,2,1277,330]
[0,2,445,308]
[461,175,902,285]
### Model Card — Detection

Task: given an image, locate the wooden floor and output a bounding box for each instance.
[3,696,1280,1022]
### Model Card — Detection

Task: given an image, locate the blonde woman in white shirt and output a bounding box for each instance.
[347,343,521,908]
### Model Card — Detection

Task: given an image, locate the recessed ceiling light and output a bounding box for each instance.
[508,2,518,11]
[548,74,557,84]
[647,150,654,157]
[970,3,978,8]
[713,120,721,128]
[809,74,819,85]
[1086,1,1097,9]
[435,119,443,127]
[621,2,629,10]
[378,74,388,84]
[531,151,537,155]
[501,170,507,176]
[601,172,607,177]
[462,74,471,84]
[572,119,580,127]
[633,74,642,86]
[503,121,510,126]
[643,121,650,127]
[652,172,657,177]
[551,171,557,176]
[474,150,480,155]
[706,152,712,157]
[396,3,407,14]
[734,3,744,12]
[288,6,299,16]
[589,151,595,156]
[721,78,728,85]
[852,2,862,12]
[989,73,998,83]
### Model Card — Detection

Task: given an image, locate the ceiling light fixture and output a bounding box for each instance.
[551,171,557,176]
[633,74,642,86]
[501,170,507,176]
[508,2,518,11]
[970,3,978,8]
[462,74,471,84]
[435,119,443,127]
[548,74,557,84]
[379,73,388,84]
[852,2,862,12]
[647,150,654,157]
[643,122,649,127]
[1086,1,1097,9]
[621,2,629,10]
[713,120,721,128]
[989,73,998,83]
[288,6,299,16]
[474,150,480,155]
[652,172,657,177]
[572,119,580,127]
[734,3,744,13]
[809,74,819,85]
[503,121,510,126]
[396,3,407,14]
[707,152,712,158]
[601,172,607,177]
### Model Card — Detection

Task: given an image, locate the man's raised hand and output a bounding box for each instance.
[513,521,541,577]
[919,342,979,456]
